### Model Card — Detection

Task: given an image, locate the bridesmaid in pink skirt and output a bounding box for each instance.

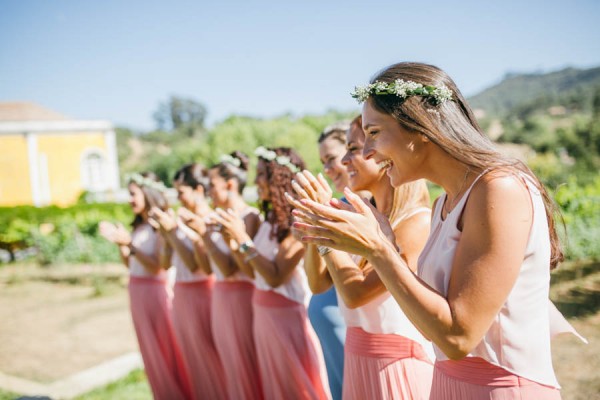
[290,117,433,400]
[184,151,263,400]
[213,147,331,400]
[291,62,586,399]
[100,172,192,400]
[150,164,228,400]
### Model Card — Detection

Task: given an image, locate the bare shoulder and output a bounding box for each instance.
[394,208,431,237]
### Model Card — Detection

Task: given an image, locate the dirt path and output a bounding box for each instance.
[0,264,138,383]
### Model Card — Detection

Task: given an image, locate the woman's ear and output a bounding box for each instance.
[226,178,238,193]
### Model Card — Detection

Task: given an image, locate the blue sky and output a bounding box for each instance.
[1,0,599,130]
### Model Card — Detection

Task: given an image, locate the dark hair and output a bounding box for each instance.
[210,151,249,194]
[369,62,563,269]
[173,163,209,192]
[257,147,306,243]
[318,121,350,144]
[128,171,169,229]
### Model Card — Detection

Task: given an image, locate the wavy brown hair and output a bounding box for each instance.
[368,62,563,269]
[257,147,306,243]
[210,150,249,193]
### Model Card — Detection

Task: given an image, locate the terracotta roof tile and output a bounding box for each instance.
[0,102,69,121]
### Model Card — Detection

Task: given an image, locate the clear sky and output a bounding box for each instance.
[1,0,599,130]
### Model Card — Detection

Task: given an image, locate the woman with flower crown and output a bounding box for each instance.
[147,164,227,400]
[181,151,263,400]
[289,116,434,400]
[291,62,586,400]
[305,122,350,400]
[99,172,192,400]
[211,147,331,400]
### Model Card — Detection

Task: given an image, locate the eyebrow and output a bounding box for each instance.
[363,123,378,130]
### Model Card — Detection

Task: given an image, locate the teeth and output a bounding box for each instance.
[378,160,392,169]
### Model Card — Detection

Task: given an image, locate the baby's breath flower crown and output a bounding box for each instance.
[126,173,167,193]
[219,154,242,168]
[351,79,453,105]
[254,146,300,173]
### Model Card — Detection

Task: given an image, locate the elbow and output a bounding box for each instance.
[265,275,284,288]
[307,280,329,295]
[439,336,475,360]
[340,293,366,309]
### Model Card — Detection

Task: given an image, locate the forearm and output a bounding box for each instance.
[368,243,469,359]
[130,247,163,274]
[165,231,198,272]
[202,232,238,276]
[192,239,213,275]
[118,245,130,268]
[303,244,333,294]
[230,250,256,278]
[324,250,385,309]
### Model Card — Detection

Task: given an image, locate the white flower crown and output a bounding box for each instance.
[126,173,168,193]
[351,79,453,105]
[254,146,300,173]
[219,154,242,167]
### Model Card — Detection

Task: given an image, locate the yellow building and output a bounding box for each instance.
[0,102,120,206]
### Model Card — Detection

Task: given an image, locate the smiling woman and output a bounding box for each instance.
[292,62,586,400]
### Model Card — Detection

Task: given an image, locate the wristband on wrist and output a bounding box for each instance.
[238,239,255,254]
[317,245,332,257]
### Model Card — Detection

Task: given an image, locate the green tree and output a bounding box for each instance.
[153,96,207,137]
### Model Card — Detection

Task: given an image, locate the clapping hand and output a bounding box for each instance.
[148,207,177,233]
[209,208,251,245]
[178,207,208,236]
[99,221,131,246]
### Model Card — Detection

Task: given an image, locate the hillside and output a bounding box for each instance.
[468,66,600,117]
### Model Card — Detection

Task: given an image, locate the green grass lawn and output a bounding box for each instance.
[74,369,151,400]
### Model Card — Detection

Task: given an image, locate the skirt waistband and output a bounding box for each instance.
[346,327,431,363]
[253,289,301,308]
[213,280,255,290]
[128,275,167,284]
[435,357,542,387]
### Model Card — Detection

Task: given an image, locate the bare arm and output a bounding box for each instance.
[292,175,531,359]
[302,244,333,294]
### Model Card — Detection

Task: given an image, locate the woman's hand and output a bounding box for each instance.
[178,207,208,236]
[99,221,131,246]
[209,208,251,245]
[148,207,177,233]
[292,171,333,205]
[291,187,397,258]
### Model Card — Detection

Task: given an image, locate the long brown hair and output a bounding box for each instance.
[257,147,306,243]
[368,62,563,269]
[129,172,169,229]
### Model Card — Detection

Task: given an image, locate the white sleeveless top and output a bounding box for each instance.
[417,171,585,387]
[252,221,311,306]
[208,207,259,283]
[171,223,209,282]
[338,207,434,360]
[129,223,167,279]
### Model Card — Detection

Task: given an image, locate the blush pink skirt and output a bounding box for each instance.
[128,275,192,400]
[431,356,561,399]
[343,327,433,400]
[211,280,263,400]
[172,279,227,400]
[253,289,331,400]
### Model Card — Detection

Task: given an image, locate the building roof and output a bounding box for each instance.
[0,102,69,122]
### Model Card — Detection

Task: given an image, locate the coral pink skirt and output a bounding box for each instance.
[172,279,227,400]
[253,289,331,400]
[431,357,561,399]
[211,280,262,400]
[128,275,192,400]
[343,327,433,400]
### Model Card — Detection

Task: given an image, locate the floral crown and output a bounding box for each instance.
[254,146,300,173]
[219,154,242,168]
[126,173,167,193]
[351,79,453,105]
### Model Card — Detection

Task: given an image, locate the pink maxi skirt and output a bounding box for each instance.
[172,279,227,400]
[211,280,263,400]
[343,327,433,400]
[128,275,192,400]
[253,289,331,400]
[430,357,561,400]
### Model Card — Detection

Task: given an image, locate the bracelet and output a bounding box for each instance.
[317,245,332,257]
[244,250,259,263]
[238,239,255,254]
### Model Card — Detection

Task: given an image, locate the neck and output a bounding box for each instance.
[224,194,247,212]
[370,176,394,217]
